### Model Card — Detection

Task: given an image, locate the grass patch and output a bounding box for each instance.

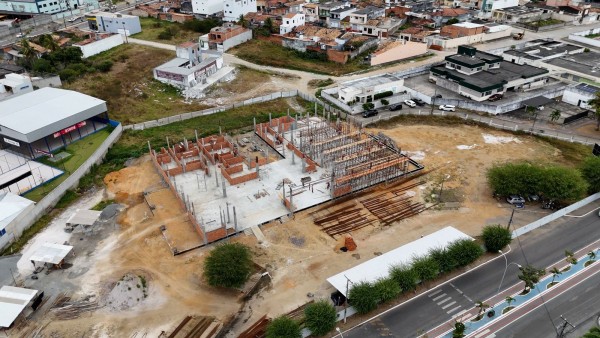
[55,190,80,209]
[131,17,200,45]
[1,213,54,256]
[585,260,595,267]
[308,78,335,88]
[585,33,600,39]
[92,199,116,211]
[23,129,112,202]
[502,306,514,314]
[547,281,559,288]
[64,44,210,124]
[229,40,372,76]
[536,136,592,166]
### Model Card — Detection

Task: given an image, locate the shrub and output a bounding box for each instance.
[429,247,457,273]
[96,60,114,72]
[389,264,418,293]
[447,239,484,267]
[580,156,600,194]
[538,165,588,202]
[58,68,79,82]
[203,243,253,288]
[304,300,337,336]
[158,28,173,40]
[373,277,401,303]
[381,99,389,105]
[362,102,375,111]
[411,255,440,282]
[266,316,301,338]
[374,91,394,100]
[348,281,379,314]
[32,58,54,73]
[482,224,512,252]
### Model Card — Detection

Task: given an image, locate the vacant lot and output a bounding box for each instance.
[64,44,210,124]
[229,40,372,76]
[131,17,201,45]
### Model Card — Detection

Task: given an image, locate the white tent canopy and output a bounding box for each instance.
[66,209,102,226]
[327,226,473,296]
[0,285,38,328]
[29,243,73,265]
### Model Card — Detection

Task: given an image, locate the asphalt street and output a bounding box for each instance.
[343,205,600,338]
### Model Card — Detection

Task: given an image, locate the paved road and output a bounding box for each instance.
[342,204,600,338]
[495,266,600,338]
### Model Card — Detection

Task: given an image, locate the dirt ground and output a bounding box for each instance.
[20,123,576,337]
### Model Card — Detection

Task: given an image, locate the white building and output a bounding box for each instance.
[337,74,404,104]
[562,83,598,109]
[191,0,223,16]
[280,13,305,34]
[0,192,35,250]
[223,0,257,22]
[0,73,33,101]
[85,11,141,35]
[480,0,519,18]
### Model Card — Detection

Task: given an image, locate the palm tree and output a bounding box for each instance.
[550,267,561,283]
[19,38,37,69]
[452,321,466,338]
[475,301,489,319]
[39,34,59,52]
[582,326,600,338]
[550,109,561,123]
[589,91,600,131]
[505,296,515,307]
[588,251,597,261]
[565,250,577,265]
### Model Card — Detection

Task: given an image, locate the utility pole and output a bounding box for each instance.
[122,22,129,43]
[557,315,575,337]
[343,274,352,323]
[507,208,515,230]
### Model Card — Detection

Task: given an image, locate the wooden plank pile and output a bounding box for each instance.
[313,205,375,237]
[360,181,426,225]
[168,316,221,338]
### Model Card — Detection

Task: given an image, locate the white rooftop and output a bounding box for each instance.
[453,22,484,29]
[0,285,38,328]
[0,192,34,232]
[66,209,102,226]
[29,242,73,264]
[0,87,106,139]
[327,226,473,296]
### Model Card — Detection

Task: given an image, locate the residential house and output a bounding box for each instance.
[386,6,409,19]
[426,22,511,50]
[318,1,350,22]
[359,18,403,38]
[0,64,24,79]
[85,11,141,35]
[440,21,485,38]
[429,45,550,102]
[191,0,222,16]
[304,3,319,22]
[223,0,257,22]
[0,73,33,101]
[153,42,224,88]
[349,6,386,31]
[552,4,598,24]
[208,23,252,51]
[402,0,434,13]
[328,6,357,28]
[282,25,343,52]
[562,83,598,109]
[158,12,195,23]
[285,0,305,13]
[280,12,305,34]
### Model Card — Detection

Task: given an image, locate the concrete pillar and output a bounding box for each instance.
[302,157,306,172]
[269,113,272,124]
[147,140,151,154]
[184,138,189,151]
[219,125,222,135]
[289,185,294,216]
[222,178,227,198]
[195,130,199,144]
[166,137,170,150]
[215,166,219,187]
[233,206,238,233]
[226,202,231,223]
[292,149,295,165]
[219,206,224,226]
[253,117,256,131]
[200,216,208,245]
[282,180,286,200]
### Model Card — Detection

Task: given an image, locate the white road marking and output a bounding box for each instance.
[442,301,457,310]
[474,329,490,338]
[432,293,447,301]
[429,289,443,297]
[447,306,462,314]
[437,297,451,305]
[452,309,467,318]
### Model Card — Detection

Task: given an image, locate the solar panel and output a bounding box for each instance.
[575,83,600,94]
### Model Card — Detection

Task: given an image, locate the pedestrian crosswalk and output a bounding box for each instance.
[428,289,463,314]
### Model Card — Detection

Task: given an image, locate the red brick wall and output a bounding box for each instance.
[327,50,350,64]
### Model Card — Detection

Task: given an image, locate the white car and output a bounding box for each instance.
[15,32,24,38]
[439,104,456,112]
[68,16,80,23]
[404,100,416,108]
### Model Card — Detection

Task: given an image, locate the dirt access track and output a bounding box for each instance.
[22,122,577,337]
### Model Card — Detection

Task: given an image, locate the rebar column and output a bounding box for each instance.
[233,206,238,233]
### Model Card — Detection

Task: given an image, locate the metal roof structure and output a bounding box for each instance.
[522,95,554,107]
[0,285,38,328]
[0,88,107,143]
[0,192,34,232]
[66,209,102,226]
[327,227,473,296]
[29,243,73,265]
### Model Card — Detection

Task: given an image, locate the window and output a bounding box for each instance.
[43,4,47,7]
[477,67,482,71]
[456,65,462,70]
[485,91,492,95]
[0,228,5,236]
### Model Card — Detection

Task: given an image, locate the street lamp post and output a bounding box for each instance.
[343,274,353,324]
[498,249,522,293]
[336,327,344,338]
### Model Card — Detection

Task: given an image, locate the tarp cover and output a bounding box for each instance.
[66,209,102,226]
[29,243,73,264]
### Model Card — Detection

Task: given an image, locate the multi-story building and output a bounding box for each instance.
[349,6,385,31]
[223,0,257,22]
[190,0,222,16]
[328,6,356,28]
[304,3,319,22]
[0,0,94,15]
[280,12,305,34]
[429,45,549,101]
[479,0,519,18]
[86,11,141,35]
[318,1,349,22]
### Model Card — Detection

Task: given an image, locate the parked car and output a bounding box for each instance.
[435,94,443,99]
[506,195,526,205]
[413,98,426,106]
[68,16,81,23]
[527,194,539,202]
[362,109,378,118]
[389,104,402,111]
[404,100,416,108]
[15,32,24,38]
[439,104,456,111]
[488,94,503,102]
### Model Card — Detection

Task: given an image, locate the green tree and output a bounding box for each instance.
[583,326,600,338]
[411,254,439,283]
[266,316,301,338]
[203,243,253,288]
[452,321,466,338]
[518,265,545,292]
[264,17,274,33]
[549,267,561,283]
[428,247,457,273]
[481,224,512,252]
[550,109,561,123]
[348,281,379,314]
[381,99,389,105]
[32,58,54,73]
[389,264,418,293]
[505,296,515,307]
[580,156,600,194]
[362,102,375,111]
[446,17,460,24]
[304,300,337,336]
[475,301,489,320]
[238,14,249,28]
[446,239,484,267]
[588,90,600,131]
[373,277,401,303]
[158,28,174,40]
[38,34,59,52]
[589,251,597,261]
[538,165,588,202]
[565,250,577,265]
[19,38,37,68]
[487,162,544,197]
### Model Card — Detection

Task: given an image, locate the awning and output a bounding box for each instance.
[0,285,38,328]
[30,243,73,265]
[327,227,473,296]
[66,209,102,226]
[522,96,553,108]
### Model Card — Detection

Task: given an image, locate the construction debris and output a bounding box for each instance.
[50,293,102,320]
[344,236,357,251]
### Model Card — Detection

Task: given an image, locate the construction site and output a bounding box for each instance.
[148,113,424,254]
